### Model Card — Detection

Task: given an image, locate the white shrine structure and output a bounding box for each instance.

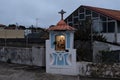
[46,10,77,75]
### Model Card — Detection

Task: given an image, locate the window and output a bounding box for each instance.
[102,22,107,33]
[79,8,84,13]
[74,11,78,16]
[108,22,115,32]
[79,14,85,19]
[74,18,78,24]
[86,16,91,21]
[68,16,72,22]
[92,12,98,17]
[92,19,102,33]
[86,10,91,15]
[100,15,107,21]
[55,35,65,51]
[117,21,120,33]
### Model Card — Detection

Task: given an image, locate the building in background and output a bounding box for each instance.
[0,24,6,30]
[0,24,25,38]
[0,30,24,38]
[65,5,120,43]
[24,29,32,36]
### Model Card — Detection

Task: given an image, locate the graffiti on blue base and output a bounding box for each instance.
[52,52,70,66]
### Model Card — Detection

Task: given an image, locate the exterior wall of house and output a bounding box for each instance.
[0,30,24,38]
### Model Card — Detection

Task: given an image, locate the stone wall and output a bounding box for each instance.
[0,46,45,66]
[77,62,120,78]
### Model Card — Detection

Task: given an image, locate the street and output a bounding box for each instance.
[0,62,119,80]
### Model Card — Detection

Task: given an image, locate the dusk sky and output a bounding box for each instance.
[0,0,120,28]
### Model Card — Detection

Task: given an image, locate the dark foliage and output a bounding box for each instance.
[75,19,106,62]
[74,19,106,42]
[18,25,26,30]
[99,50,120,63]
[8,24,16,27]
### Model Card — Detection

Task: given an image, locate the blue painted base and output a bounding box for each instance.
[52,52,70,66]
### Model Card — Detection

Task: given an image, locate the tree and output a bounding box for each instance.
[8,24,16,27]
[75,18,106,61]
[18,25,26,30]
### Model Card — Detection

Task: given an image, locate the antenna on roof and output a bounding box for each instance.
[58,9,66,20]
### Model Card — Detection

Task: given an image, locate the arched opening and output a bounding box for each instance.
[55,35,65,51]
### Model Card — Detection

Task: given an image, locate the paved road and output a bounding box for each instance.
[0,62,78,80]
[0,62,119,80]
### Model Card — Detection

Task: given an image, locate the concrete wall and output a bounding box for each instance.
[93,41,109,62]
[93,41,120,62]
[102,33,120,43]
[0,46,45,66]
[102,33,115,42]
[76,41,120,78]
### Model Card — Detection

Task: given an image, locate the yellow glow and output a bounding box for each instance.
[55,35,65,51]
[60,35,65,38]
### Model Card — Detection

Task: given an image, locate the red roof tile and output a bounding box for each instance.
[48,20,76,31]
[81,5,120,21]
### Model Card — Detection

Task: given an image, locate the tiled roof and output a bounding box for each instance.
[81,5,120,21]
[47,20,75,31]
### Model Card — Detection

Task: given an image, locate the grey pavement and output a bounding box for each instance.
[0,62,77,80]
[0,62,119,80]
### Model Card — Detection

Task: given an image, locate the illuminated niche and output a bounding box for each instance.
[55,35,65,51]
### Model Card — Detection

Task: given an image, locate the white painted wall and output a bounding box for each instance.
[102,33,115,42]
[101,33,120,43]
[116,33,120,43]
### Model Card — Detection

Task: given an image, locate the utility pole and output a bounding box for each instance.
[16,23,18,30]
[5,29,7,47]
[36,18,39,33]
